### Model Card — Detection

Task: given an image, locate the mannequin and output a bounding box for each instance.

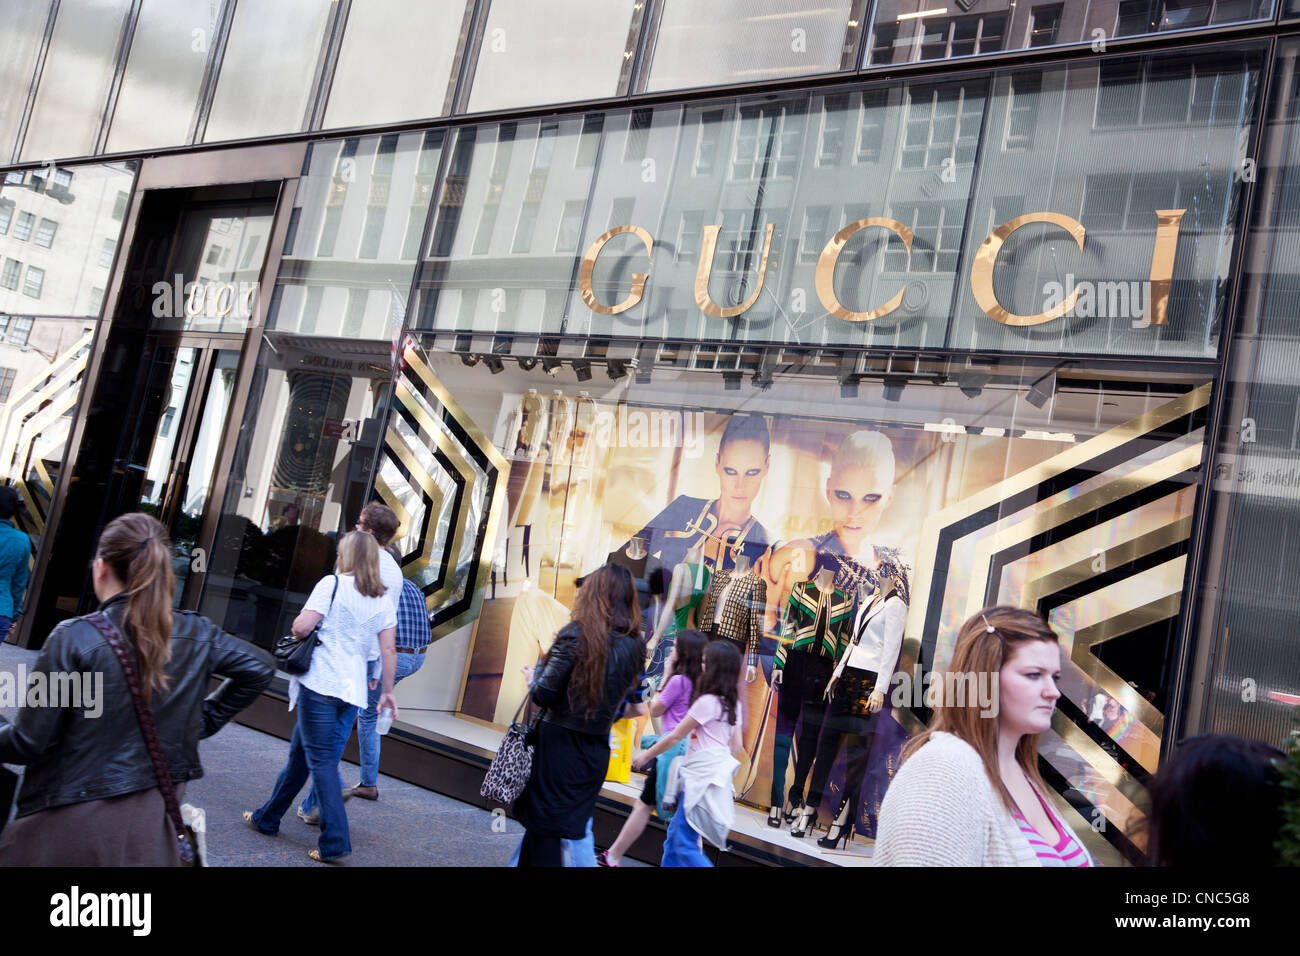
[698,552,762,685]
[791,576,906,847]
[770,566,855,830]
[645,544,709,686]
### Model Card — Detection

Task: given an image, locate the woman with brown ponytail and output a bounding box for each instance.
[0,513,275,866]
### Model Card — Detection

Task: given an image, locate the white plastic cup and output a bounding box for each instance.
[377,707,394,736]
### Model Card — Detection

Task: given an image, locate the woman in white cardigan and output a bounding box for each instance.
[874,607,1094,867]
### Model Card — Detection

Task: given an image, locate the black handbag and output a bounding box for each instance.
[274,575,338,675]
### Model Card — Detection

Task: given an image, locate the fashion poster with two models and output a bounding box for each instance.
[459,393,1079,839]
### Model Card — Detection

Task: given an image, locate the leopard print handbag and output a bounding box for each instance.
[480,694,542,806]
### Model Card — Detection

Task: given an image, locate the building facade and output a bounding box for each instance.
[2,0,1299,865]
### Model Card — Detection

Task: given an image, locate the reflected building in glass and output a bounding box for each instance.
[1,0,1297,866]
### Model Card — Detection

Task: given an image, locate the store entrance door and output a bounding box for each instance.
[25,183,284,642]
[127,336,242,606]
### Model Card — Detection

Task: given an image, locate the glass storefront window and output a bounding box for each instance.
[106,0,218,153]
[202,0,334,143]
[322,0,468,130]
[0,0,52,163]
[642,0,868,94]
[865,1,1275,68]
[198,131,444,648]
[20,0,133,162]
[403,339,1211,865]
[464,0,641,113]
[0,160,137,317]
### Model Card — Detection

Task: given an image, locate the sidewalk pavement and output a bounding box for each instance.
[1,639,527,866]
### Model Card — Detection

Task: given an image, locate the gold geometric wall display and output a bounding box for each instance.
[902,382,1212,865]
[0,329,95,536]
[379,342,507,642]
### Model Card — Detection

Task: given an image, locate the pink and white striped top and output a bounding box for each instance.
[1011,788,1094,867]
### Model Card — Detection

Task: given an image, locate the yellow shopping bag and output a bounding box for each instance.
[606,718,634,783]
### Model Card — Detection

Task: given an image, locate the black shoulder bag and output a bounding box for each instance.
[274,574,338,675]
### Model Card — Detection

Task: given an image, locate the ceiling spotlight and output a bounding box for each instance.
[882,375,908,403]
[573,360,592,382]
[607,359,628,380]
[957,369,990,399]
[459,353,480,367]
[541,357,563,375]
[1026,372,1058,409]
[482,355,504,374]
[518,357,538,371]
[752,366,773,390]
[722,371,742,391]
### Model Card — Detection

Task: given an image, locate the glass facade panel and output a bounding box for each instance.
[0,0,52,163]
[465,0,639,113]
[20,0,133,162]
[0,316,97,547]
[643,0,866,93]
[949,48,1261,359]
[323,0,467,129]
[203,0,334,143]
[107,0,218,153]
[1193,39,1300,748]
[198,132,444,649]
[866,1,1274,67]
[418,53,1257,359]
[269,131,443,339]
[0,160,137,317]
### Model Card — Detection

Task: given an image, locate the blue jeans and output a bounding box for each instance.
[302,652,424,813]
[251,686,358,859]
[0,616,11,643]
[508,818,596,867]
[661,801,712,867]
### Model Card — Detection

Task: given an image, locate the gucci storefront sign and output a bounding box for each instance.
[578,210,1186,328]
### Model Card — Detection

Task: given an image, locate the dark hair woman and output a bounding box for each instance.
[633,638,745,866]
[599,628,708,866]
[1147,733,1285,867]
[513,563,646,866]
[0,513,274,866]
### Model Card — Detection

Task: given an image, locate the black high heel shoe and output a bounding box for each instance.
[767,807,782,828]
[817,799,854,850]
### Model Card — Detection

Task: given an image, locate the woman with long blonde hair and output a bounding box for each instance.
[0,512,274,865]
[245,529,398,863]
[874,606,1094,866]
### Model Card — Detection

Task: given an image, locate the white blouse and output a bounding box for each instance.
[292,573,397,711]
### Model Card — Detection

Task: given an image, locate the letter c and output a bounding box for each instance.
[971,212,1086,326]
[578,225,653,315]
[815,218,914,322]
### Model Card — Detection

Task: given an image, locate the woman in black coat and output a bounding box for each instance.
[514,563,646,866]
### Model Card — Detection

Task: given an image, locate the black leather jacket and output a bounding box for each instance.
[531,623,644,736]
[0,593,274,818]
